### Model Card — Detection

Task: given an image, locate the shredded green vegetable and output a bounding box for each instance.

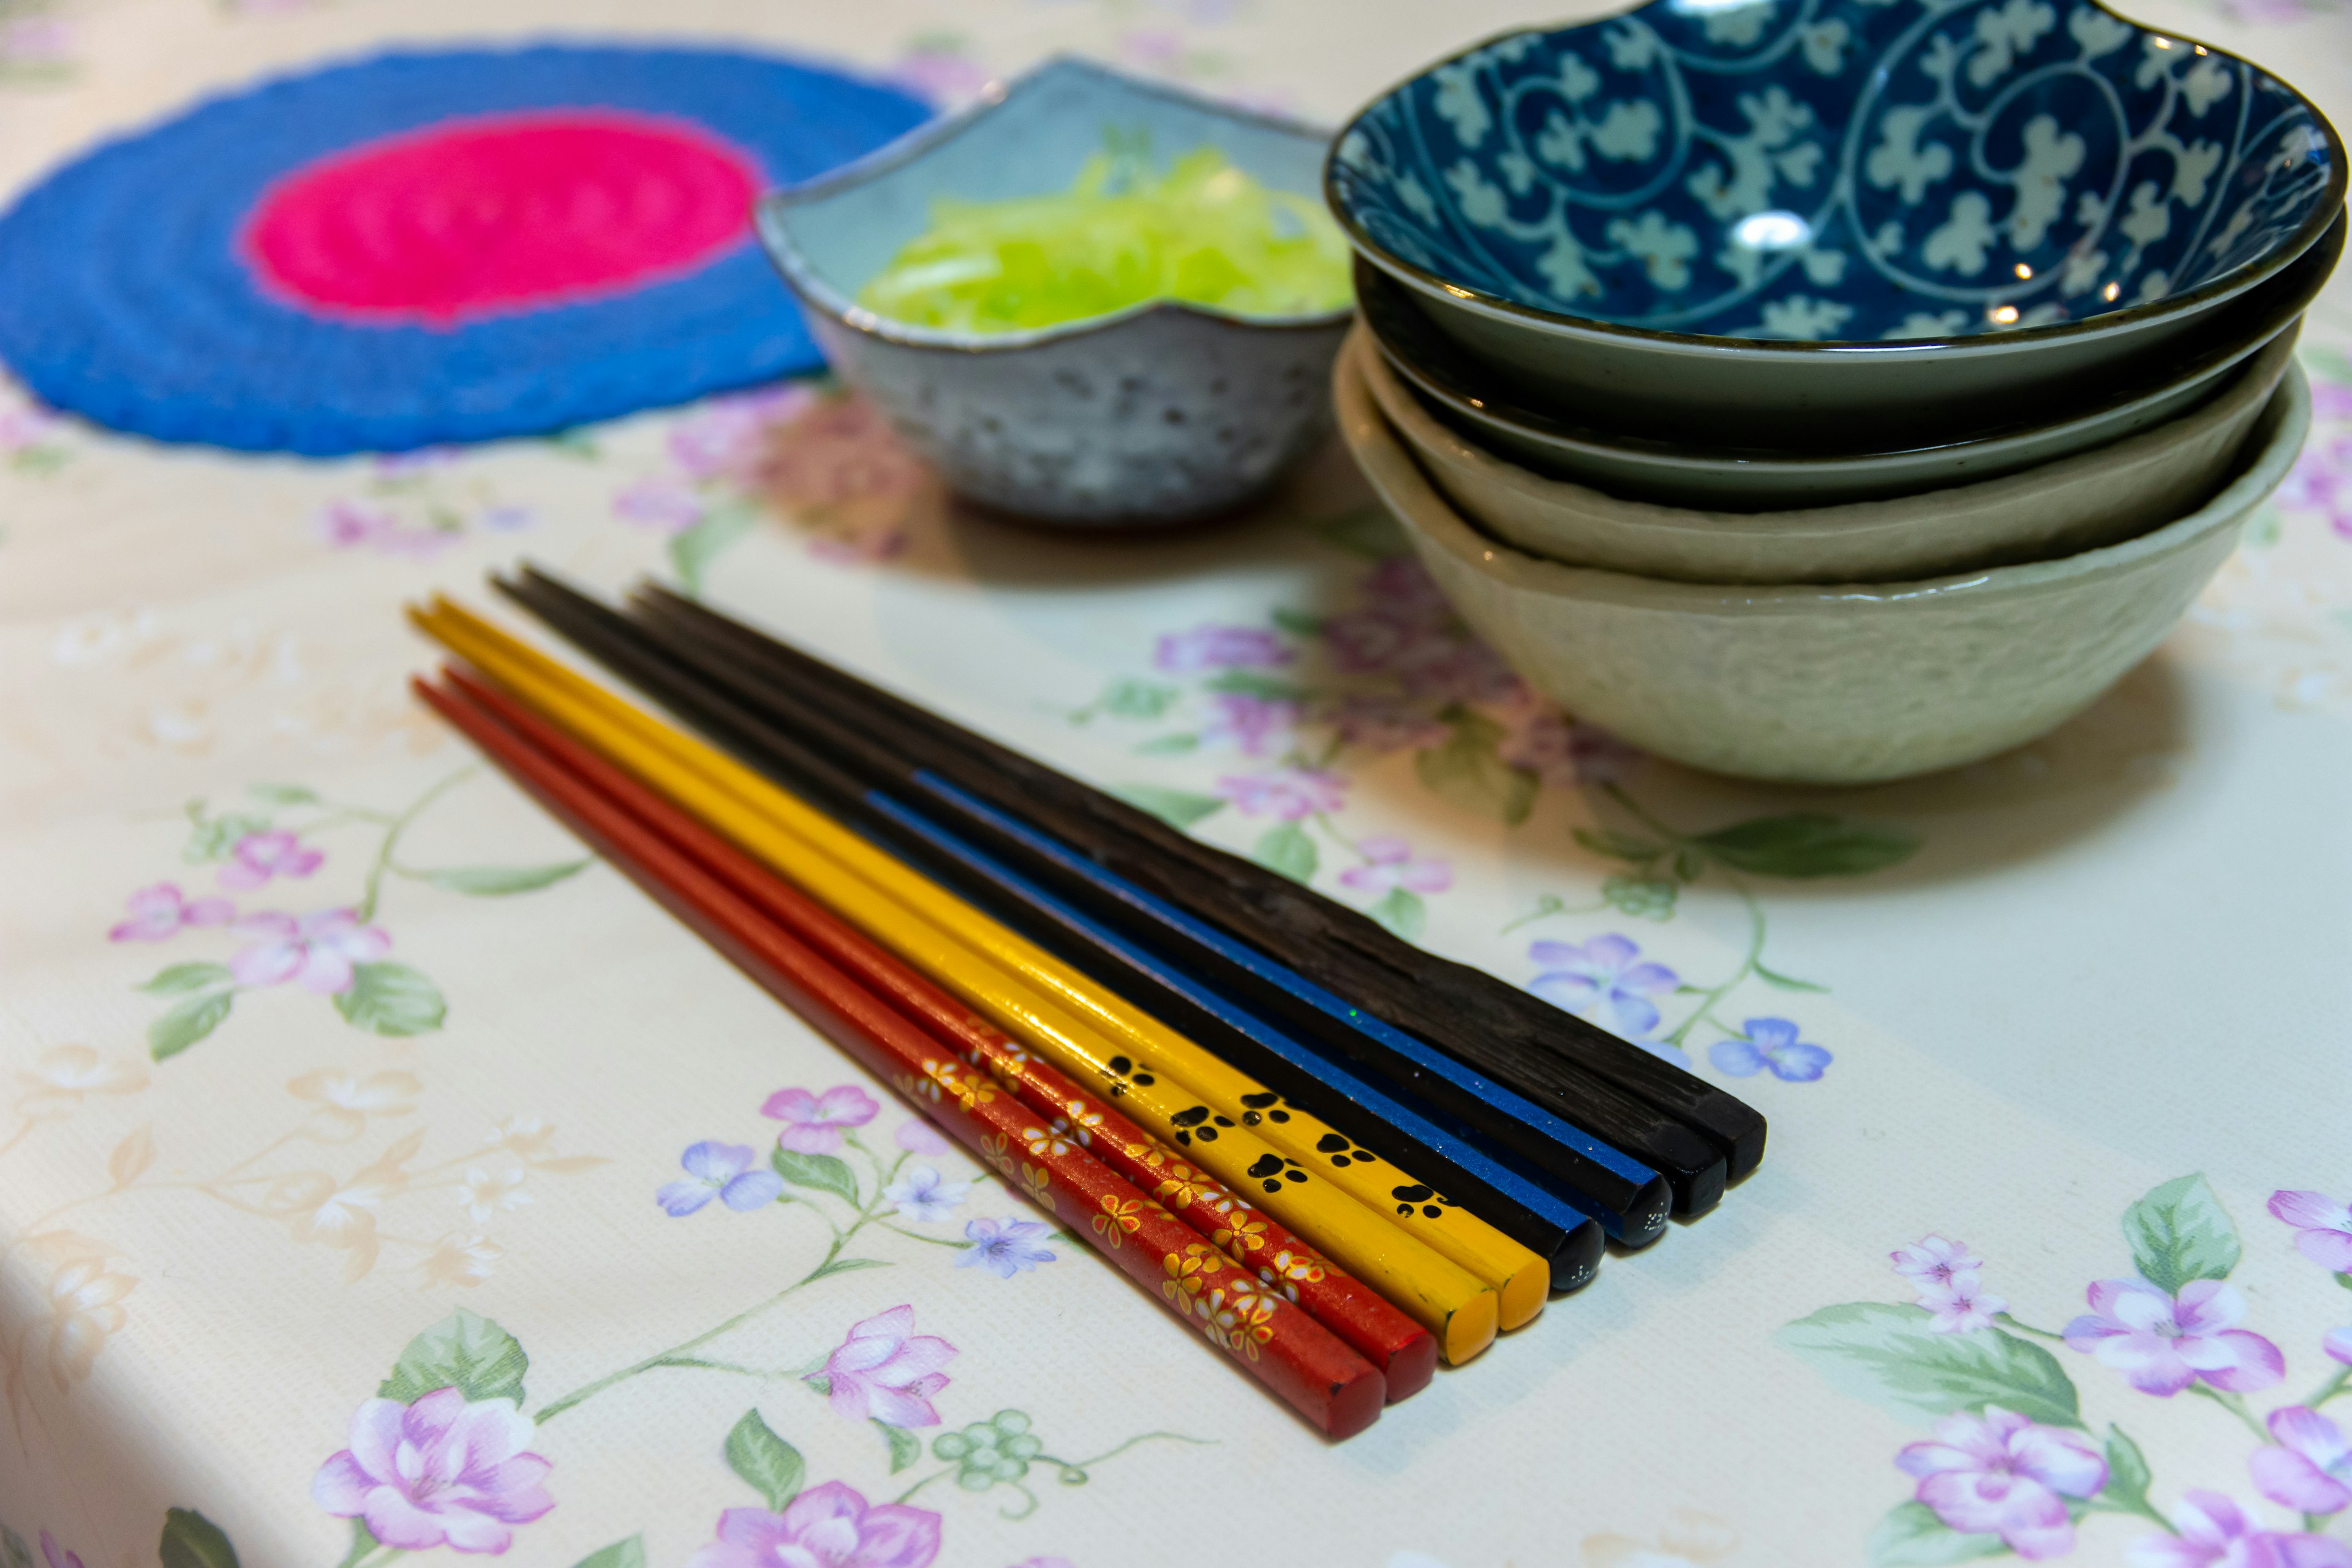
[856,135,1352,333]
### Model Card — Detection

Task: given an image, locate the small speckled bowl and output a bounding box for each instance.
[756,56,1350,526]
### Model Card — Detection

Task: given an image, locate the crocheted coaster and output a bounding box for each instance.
[0,43,930,454]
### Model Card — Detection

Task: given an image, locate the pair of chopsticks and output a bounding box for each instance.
[408,606,1476,1436]
[493,568,1750,1244]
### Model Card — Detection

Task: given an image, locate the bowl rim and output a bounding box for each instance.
[1335,332,2312,609]
[756,53,1354,353]
[1354,207,2339,469]
[1323,1,2348,361]
[1356,318,2302,535]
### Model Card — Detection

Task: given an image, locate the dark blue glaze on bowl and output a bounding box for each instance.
[1327,0,2344,444]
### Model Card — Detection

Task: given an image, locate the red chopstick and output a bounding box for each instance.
[414,669,1387,1438]
[435,661,1435,1398]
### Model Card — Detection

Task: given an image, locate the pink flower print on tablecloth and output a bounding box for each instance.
[658,1140,785,1216]
[614,475,705,533]
[1891,1235,1980,1289]
[2252,1405,2352,1515]
[688,1483,941,1568]
[894,1119,950,1156]
[108,881,233,941]
[1199,692,1298,756]
[2064,1278,2284,1396]
[1216,768,1344,821]
[1529,935,1678,1038]
[763,1085,879,1156]
[2331,1328,2352,1365]
[1889,1235,2005,1332]
[2270,1189,2352,1272]
[2127,1491,2352,1568]
[1154,623,1293,676]
[1338,838,1452,896]
[229,909,390,993]
[1895,1406,2106,1560]
[216,829,323,891]
[888,40,993,108]
[809,1306,957,1428]
[312,1387,554,1552]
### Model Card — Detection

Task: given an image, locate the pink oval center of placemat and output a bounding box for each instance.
[244,111,760,325]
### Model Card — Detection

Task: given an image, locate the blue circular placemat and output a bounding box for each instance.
[0,43,932,454]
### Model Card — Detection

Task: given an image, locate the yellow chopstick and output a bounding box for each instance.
[412,599,1502,1363]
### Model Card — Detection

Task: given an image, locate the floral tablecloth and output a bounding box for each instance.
[5,0,2352,1564]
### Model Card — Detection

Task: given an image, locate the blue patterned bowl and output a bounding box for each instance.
[758,56,1348,527]
[1327,0,2343,449]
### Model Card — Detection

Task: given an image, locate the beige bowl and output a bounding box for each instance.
[1335,341,2312,785]
[1355,325,2301,585]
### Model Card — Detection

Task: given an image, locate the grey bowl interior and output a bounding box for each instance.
[1355,215,2337,508]
[763,56,1343,337]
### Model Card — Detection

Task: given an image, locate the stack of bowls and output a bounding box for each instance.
[1325,0,2344,783]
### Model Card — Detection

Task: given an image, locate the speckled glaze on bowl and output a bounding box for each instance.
[1354,323,2298,582]
[1325,0,2343,448]
[756,56,1349,526]
[1334,340,2310,784]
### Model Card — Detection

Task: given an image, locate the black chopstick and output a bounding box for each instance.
[492,568,1630,1264]
[500,567,1735,1219]
[621,576,1760,1212]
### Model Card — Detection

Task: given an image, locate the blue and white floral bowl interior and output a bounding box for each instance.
[1329,0,2342,345]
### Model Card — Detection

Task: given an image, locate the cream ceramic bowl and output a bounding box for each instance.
[1335,345,2312,785]
[1353,327,2301,585]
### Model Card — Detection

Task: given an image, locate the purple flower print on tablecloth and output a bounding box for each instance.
[2064,1278,2284,1396]
[229,909,390,993]
[108,881,233,941]
[883,1166,970,1223]
[311,1387,554,1552]
[2253,1405,2352,1515]
[1216,768,1344,822]
[658,1142,784,1216]
[1199,692,1298,756]
[1895,1405,2106,1560]
[216,829,323,891]
[1338,838,1452,897]
[2277,435,2352,541]
[2330,1328,2352,1365]
[2127,1491,2352,1568]
[314,500,458,559]
[670,385,819,483]
[2271,1190,2352,1272]
[1709,1018,1832,1083]
[1154,624,1292,675]
[888,42,993,108]
[809,1306,957,1428]
[957,1217,1057,1278]
[894,1120,949,1156]
[763,1085,880,1156]
[614,475,705,533]
[1501,710,1640,788]
[38,1533,82,1568]
[688,1483,941,1568]
[1316,693,1449,755]
[1529,935,1678,1038]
